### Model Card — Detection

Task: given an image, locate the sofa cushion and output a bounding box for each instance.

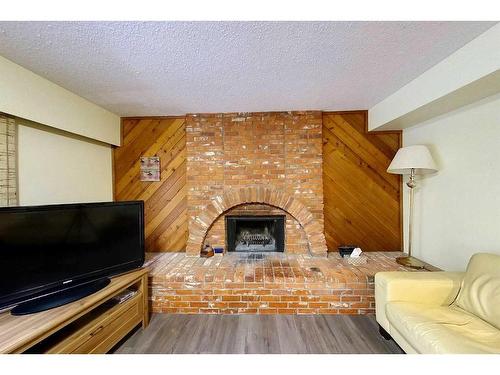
[454,253,500,330]
[386,301,500,354]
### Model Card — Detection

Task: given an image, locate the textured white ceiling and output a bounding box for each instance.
[0,21,495,116]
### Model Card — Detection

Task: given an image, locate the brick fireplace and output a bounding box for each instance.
[116,112,405,315]
[185,111,328,257]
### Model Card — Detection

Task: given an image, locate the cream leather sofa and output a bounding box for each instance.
[375,253,500,354]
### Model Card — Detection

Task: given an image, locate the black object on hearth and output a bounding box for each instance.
[338,245,357,257]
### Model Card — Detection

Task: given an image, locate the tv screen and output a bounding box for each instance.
[0,201,144,310]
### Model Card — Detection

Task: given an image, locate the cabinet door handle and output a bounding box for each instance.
[90,325,104,336]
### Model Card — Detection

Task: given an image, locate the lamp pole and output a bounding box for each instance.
[407,168,416,258]
[396,167,425,269]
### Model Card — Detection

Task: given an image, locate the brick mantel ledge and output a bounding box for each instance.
[186,186,328,257]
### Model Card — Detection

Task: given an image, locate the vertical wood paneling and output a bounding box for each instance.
[114,118,187,252]
[323,111,402,252]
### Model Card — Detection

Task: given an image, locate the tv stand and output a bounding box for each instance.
[0,268,148,353]
[11,278,111,316]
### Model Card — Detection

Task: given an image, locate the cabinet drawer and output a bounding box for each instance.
[46,293,143,354]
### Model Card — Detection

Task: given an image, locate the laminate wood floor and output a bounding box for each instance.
[113,314,403,354]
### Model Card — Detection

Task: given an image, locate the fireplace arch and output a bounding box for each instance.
[186,186,327,257]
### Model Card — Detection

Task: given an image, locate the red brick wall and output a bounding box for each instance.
[186,112,325,255]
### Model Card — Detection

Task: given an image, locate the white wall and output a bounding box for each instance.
[369,23,500,131]
[0,55,121,146]
[403,93,500,271]
[17,118,113,206]
[0,53,117,205]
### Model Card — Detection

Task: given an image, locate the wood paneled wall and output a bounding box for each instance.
[323,111,402,252]
[114,112,402,253]
[114,118,187,251]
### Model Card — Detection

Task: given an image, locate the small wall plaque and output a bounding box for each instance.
[140,156,160,182]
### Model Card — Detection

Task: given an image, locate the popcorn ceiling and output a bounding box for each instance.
[0,21,493,116]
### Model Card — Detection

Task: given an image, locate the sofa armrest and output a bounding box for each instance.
[375,271,464,332]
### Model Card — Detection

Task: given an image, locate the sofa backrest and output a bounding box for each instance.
[454,253,500,329]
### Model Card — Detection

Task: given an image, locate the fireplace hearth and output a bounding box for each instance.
[226,215,285,252]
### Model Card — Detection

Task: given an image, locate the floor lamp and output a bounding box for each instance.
[387,145,438,269]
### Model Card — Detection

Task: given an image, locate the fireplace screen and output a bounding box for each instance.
[225,215,285,252]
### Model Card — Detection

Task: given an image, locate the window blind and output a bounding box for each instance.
[0,114,18,206]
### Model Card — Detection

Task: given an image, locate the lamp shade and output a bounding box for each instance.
[387,145,438,175]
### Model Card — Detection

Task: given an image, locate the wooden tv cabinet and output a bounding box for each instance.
[0,268,149,354]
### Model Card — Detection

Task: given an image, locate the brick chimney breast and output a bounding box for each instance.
[185,112,327,257]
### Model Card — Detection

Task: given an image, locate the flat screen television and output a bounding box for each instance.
[0,201,145,315]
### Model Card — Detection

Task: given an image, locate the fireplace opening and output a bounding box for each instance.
[225,215,285,252]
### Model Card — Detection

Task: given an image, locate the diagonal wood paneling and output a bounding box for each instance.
[323,111,402,252]
[115,112,400,253]
[114,118,187,252]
